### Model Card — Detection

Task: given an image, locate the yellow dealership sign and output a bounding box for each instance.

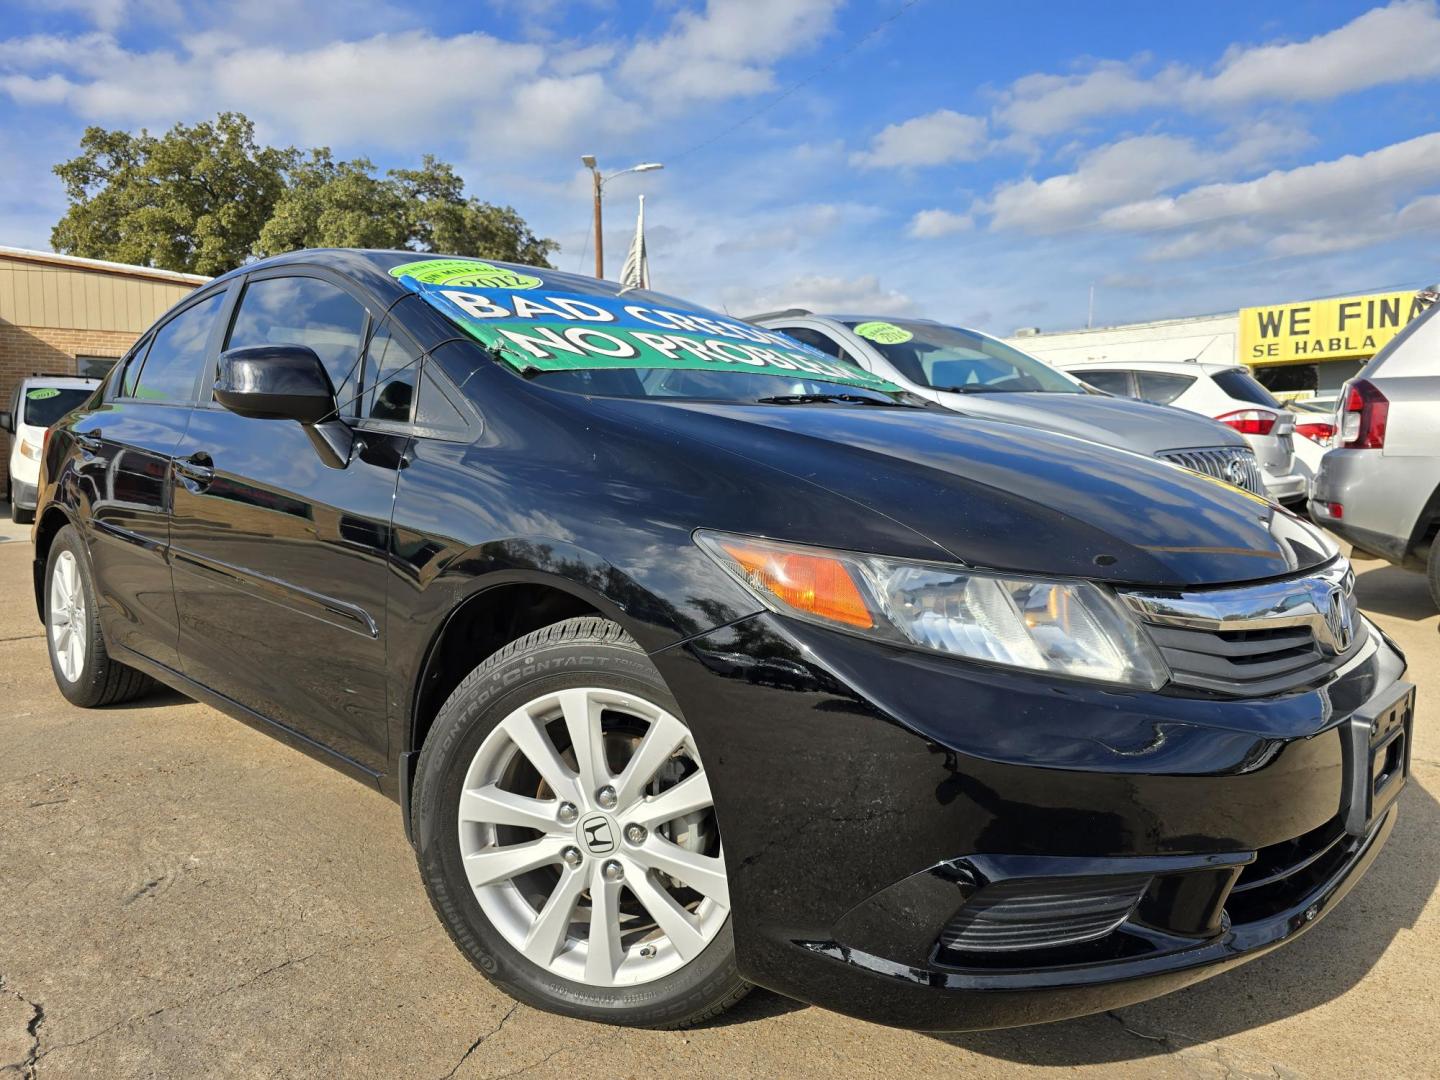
[1240,290,1427,365]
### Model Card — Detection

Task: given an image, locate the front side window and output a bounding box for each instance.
[840,320,1083,394]
[364,320,421,423]
[228,276,369,410]
[1136,371,1196,405]
[131,292,226,402]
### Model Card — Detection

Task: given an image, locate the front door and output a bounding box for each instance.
[168,271,403,773]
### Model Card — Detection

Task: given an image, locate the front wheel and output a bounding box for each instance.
[412,617,748,1028]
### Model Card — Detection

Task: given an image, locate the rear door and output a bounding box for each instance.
[69,287,231,669]
[168,269,408,773]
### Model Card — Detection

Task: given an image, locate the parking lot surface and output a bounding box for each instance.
[1,510,1437,1079]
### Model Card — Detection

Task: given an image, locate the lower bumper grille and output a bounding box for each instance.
[1156,446,1265,496]
[938,874,1152,953]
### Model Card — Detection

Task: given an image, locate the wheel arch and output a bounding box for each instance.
[1405,479,1440,565]
[32,503,78,622]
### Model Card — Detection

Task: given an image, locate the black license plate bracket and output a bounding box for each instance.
[1341,680,1415,837]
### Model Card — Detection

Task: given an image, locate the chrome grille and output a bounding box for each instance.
[1124,560,1367,696]
[1155,446,1265,496]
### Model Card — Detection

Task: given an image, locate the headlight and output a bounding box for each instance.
[695,531,1168,690]
[19,438,41,462]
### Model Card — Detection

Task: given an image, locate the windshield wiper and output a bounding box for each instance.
[931,385,1014,394]
[754,393,907,406]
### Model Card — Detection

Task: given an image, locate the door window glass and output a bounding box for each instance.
[228,277,368,411]
[775,325,862,365]
[131,292,225,402]
[1135,371,1196,405]
[364,320,421,423]
[1073,369,1133,397]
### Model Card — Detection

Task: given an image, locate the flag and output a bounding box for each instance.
[619,195,649,291]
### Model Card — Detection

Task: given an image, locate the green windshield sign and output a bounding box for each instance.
[398,279,902,394]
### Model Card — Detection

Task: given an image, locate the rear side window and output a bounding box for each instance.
[1211,369,1281,408]
[1073,369,1133,397]
[22,387,95,427]
[132,292,226,402]
[1135,371,1196,405]
[228,277,369,409]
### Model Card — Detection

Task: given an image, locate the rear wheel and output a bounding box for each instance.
[412,617,748,1028]
[45,525,154,706]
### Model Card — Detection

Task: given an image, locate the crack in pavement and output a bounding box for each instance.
[31,931,409,1067]
[0,974,45,1080]
[1103,1010,1297,1079]
[437,1001,520,1080]
[485,1030,623,1080]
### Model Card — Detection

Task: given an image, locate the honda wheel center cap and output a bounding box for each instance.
[578,812,619,856]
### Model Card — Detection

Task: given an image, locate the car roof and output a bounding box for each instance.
[207,249,702,311]
[18,375,100,387]
[1058,359,1239,375]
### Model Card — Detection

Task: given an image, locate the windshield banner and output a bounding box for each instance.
[392,266,899,393]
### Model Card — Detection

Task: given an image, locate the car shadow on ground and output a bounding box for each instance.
[929,778,1439,1065]
[1353,560,1436,623]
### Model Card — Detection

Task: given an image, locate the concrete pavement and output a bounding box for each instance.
[1,510,1437,1078]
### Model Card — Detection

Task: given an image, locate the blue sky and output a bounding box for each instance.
[2,0,1438,333]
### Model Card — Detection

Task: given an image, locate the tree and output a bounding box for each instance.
[52,113,293,276]
[257,150,409,255]
[52,114,558,274]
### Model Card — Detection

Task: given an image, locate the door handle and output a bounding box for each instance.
[174,452,215,488]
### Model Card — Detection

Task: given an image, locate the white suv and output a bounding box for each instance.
[1054,359,1309,506]
[2,375,99,524]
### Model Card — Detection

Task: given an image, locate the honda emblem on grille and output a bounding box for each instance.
[1323,585,1355,654]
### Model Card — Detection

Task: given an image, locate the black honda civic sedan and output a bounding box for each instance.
[31,249,1412,1030]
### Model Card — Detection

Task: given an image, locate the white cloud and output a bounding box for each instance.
[1098,131,1440,234]
[908,208,973,239]
[621,0,840,106]
[850,109,987,168]
[721,273,916,317]
[993,1,1440,135]
[986,124,1312,234]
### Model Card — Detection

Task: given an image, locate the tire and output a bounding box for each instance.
[44,525,155,707]
[1428,540,1440,611]
[412,616,749,1029]
[11,497,33,525]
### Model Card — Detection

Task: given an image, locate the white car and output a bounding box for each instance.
[2,375,99,524]
[1055,359,1309,506]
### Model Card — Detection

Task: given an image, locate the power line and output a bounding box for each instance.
[665,0,926,165]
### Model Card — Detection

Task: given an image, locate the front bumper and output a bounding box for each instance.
[9,476,37,511]
[651,611,1411,1030]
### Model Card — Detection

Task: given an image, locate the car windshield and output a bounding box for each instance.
[22,386,94,427]
[841,320,1083,394]
[393,258,915,406]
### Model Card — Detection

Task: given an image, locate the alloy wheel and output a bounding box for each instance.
[457,687,728,987]
[49,550,87,682]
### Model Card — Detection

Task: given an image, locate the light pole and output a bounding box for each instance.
[581,155,664,279]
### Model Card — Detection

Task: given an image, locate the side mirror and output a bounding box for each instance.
[214,345,336,425]
[0,411,11,434]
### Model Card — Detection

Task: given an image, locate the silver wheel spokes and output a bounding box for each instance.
[49,551,86,683]
[457,687,728,987]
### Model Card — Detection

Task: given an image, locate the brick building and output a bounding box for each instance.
[1,246,206,486]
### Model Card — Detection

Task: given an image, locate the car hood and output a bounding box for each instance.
[929,391,1243,455]
[594,398,1335,588]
